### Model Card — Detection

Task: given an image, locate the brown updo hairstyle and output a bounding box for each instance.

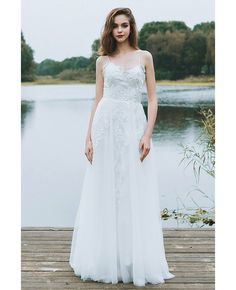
[97,7,139,56]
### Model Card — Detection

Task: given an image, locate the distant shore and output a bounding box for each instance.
[21,75,215,87]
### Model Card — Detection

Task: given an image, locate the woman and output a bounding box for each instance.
[69,7,175,287]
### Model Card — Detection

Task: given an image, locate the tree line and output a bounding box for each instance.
[21,21,215,82]
[21,32,36,81]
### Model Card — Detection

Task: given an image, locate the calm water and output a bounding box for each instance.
[21,84,215,228]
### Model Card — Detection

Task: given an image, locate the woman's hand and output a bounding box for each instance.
[139,135,151,162]
[85,137,93,164]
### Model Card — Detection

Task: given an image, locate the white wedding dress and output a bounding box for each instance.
[69,50,175,287]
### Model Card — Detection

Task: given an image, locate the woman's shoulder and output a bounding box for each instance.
[138,50,153,68]
[96,55,108,64]
[96,55,107,63]
[139,49,153,59]
[96,55,109,69]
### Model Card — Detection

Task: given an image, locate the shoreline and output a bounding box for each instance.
[21,76,215,87]
[21,80,215,87]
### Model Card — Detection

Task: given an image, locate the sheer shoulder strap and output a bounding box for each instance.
[106,55,111,63]
[138,50,146,74]
[102,55,110,70]
[138,50,142,66]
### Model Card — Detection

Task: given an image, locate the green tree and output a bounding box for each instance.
[182,31,207,75]
[205,31,215,74]
[146,31,186,79]
[193,21,215,34]
[88,39,101,71]
[36,59,62,76]
[61,56,90,70]
[21,32,36,81]
[139,21,190,50]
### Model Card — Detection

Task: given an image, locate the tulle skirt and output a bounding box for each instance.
[69,98,175,287]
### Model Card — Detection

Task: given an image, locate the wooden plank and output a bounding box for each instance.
[21,228,215,290]
[22,271,215,279]
[21,270,214,282]
[21,228,215,238]
[21,261,215,273]
[21,276,214,284]
[21,252,215,262]
[21,227,214,231]
[21,239,215,246]
[21,244,215,254]
[21,282,215,289]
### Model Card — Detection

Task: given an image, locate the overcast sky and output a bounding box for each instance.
[21,0,215,63]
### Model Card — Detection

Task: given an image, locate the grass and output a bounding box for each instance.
[157,75,215,86]
[21,75,215,86]
[21,77,93,86]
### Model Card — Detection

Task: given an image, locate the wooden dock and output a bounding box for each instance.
[21,227,215,289]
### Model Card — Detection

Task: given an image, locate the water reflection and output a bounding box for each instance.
[21,100,35,129]
[21,84,214,227]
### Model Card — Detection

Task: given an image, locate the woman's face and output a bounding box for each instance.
[112,14,131,43]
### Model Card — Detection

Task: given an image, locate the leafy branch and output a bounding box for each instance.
[162,108,215,227]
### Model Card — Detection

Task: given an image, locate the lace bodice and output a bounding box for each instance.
[102,50,146,103]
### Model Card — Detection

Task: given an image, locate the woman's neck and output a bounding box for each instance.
[114,42,137,56]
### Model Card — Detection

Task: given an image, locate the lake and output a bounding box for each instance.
[21,83,215,228]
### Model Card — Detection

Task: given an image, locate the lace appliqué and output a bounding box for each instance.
[91,52,148,208]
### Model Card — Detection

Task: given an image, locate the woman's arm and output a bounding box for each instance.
[139,50,158,162]
[85,56,104,142]
[143,50,158,138]
[84,56,104,164]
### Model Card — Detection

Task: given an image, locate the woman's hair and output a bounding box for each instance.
[97,7,139,56]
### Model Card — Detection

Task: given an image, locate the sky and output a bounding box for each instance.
[21,0,215,63]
